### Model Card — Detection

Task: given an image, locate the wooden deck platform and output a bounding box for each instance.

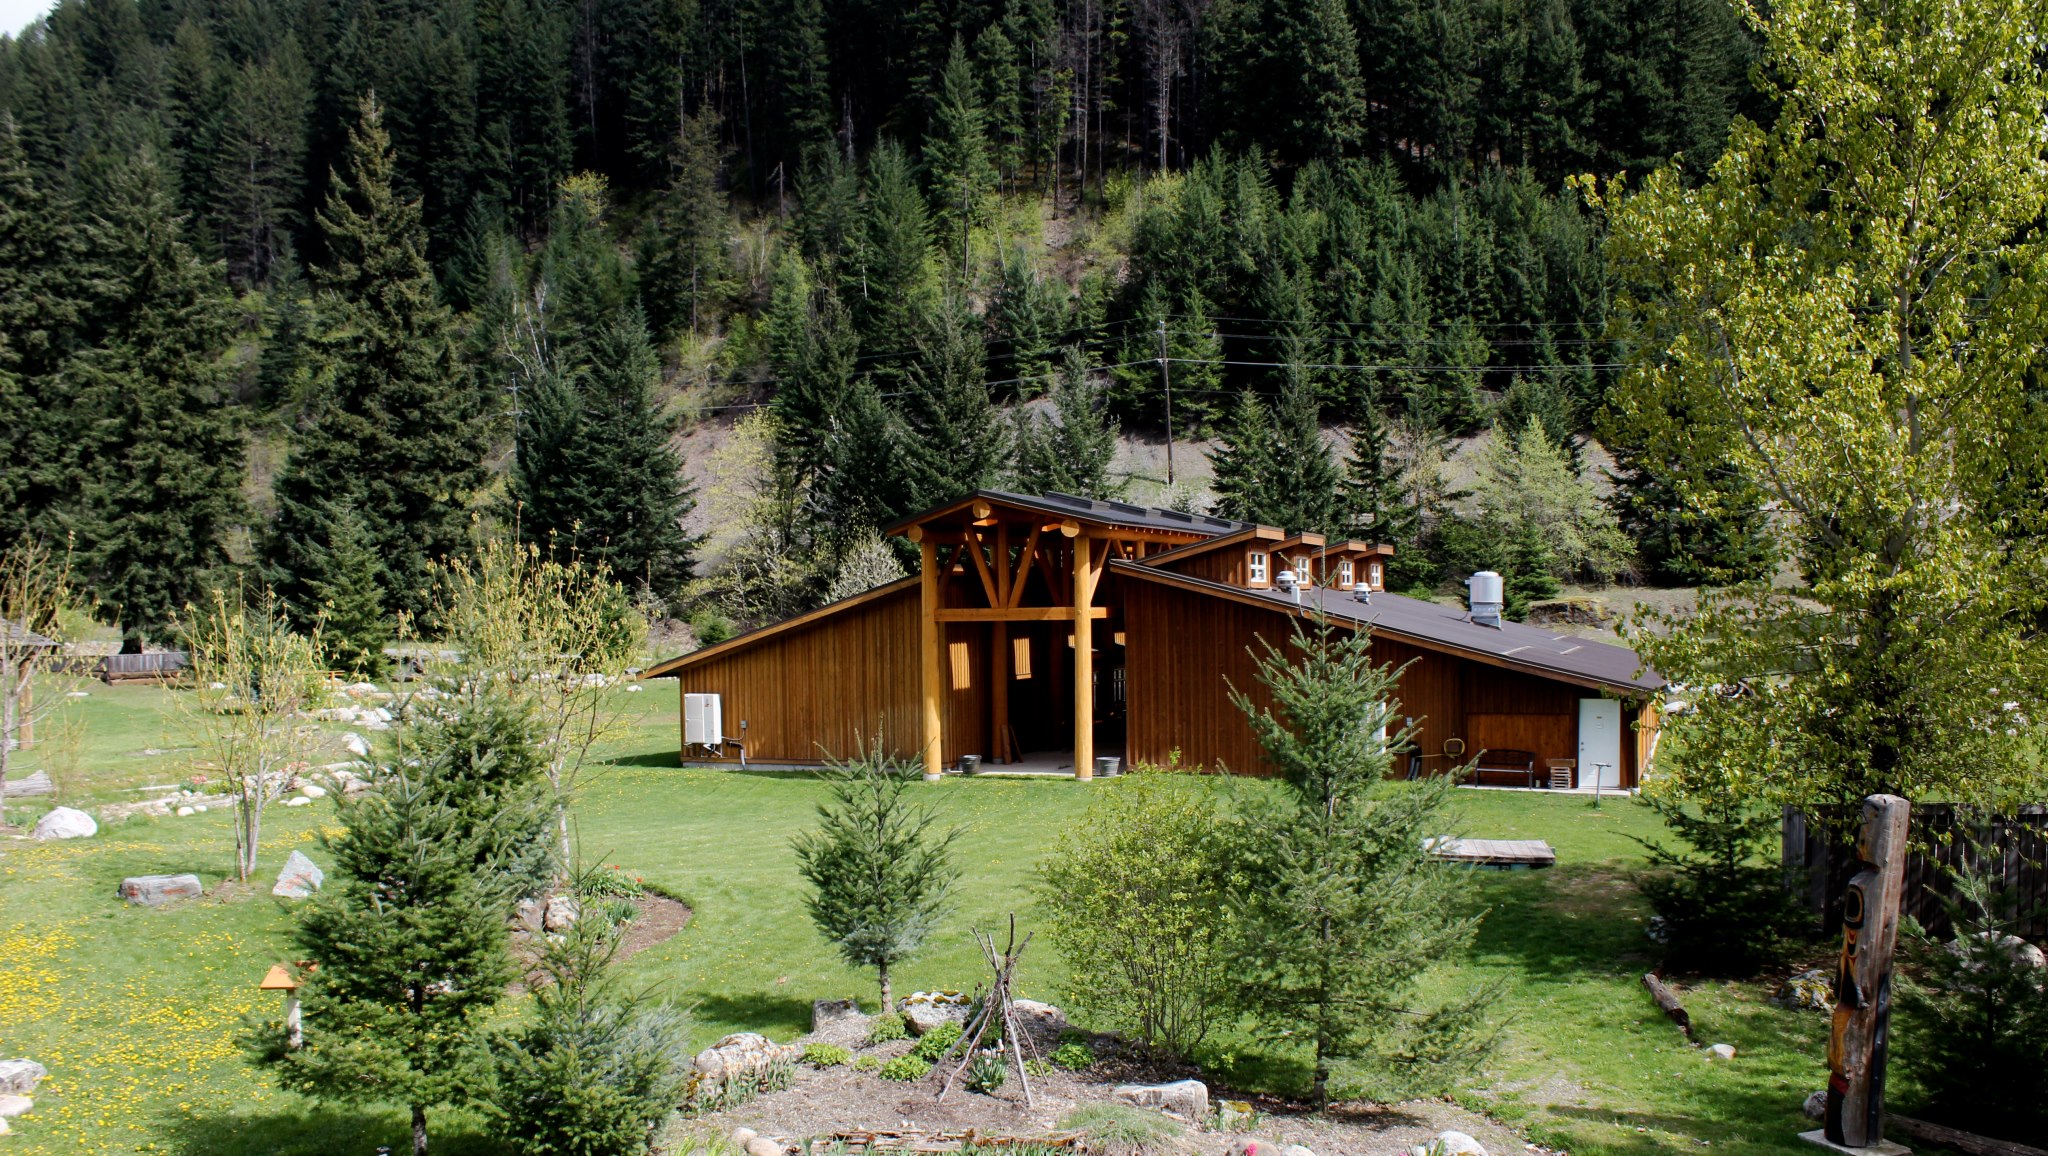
[1429,837,1557,869]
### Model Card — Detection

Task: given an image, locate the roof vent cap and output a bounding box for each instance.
[1276,569,1302,604]
[1468,571,1504,628]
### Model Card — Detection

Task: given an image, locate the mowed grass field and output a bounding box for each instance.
[0,677,1829,1155]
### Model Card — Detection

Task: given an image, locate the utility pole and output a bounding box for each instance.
[1157,319,1176,485]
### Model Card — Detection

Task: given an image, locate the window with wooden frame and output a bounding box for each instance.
[1368,561,1383,588]
[1338,559,1355,587]
[1247,551,1269,585]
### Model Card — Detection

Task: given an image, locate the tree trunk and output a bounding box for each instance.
[879,961,893,1017]
[412,1103,428,1156]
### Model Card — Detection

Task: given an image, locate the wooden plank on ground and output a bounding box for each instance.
[1429,837,1557,868]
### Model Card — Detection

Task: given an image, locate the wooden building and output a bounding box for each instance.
[643,491,1664,786]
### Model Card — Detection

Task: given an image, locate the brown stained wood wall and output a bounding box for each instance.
[1122,580,1647,785]
[673,584,924,764]
[1155,546,1255,587]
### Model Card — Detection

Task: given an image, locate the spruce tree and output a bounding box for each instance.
[793,745,961,1011]
[538,173,632,367]
[1013,347,1121,499]
[1267,371,1342,535]
[0,112,83,550]
[766,249,859,483]
[637,108,731,340]
[306,500,391,677]
[923,36,995,258]
[65,149,245,648]
[266,94,486,625]
[1605,441,1772,585]
[1226,618,1493,1107]
[855,140,938,355]
[988,244,1067,393]
[1209,389,1279,525]
[820,376,913,537]
[896,291,1006,509]
[1340,405,1414,546]
[512,310,698,597]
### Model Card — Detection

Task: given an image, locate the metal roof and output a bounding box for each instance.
[1113,563,1663,694]
[885,490,1253,538]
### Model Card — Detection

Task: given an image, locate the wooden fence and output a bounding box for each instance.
[1782,804,2048,939]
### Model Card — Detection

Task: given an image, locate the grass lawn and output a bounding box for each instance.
[0,678,1829,1155]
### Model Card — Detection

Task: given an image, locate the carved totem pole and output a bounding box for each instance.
[1822,794,1911,1149]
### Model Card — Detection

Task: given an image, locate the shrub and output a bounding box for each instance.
[865,1013,910,1045]
[852,1055,882,1072]
[802,1043,851,1068]
[1058,1102,1181,1151]
[877,1054,932,1081]
[965,1051,1007,1093]
[910,1021,963,1062]
[575,863,648,900]
[1036,770,1241,1057]
[490,918,692,1155]
[1895,857,2048,1139]
[1049,1041,1094,1071]
[1024,1058,1055,1077]
[1633,792,1808,975]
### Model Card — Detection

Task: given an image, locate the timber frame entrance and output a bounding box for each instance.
[886,492,1233,780]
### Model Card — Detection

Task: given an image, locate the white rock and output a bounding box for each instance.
[193,804,208,813]
[730,1129,759,1147]
[117,874,204,906]
[0,1115,10,1134]
[1011,998,1069,1034]
[1113,1078,1208,1120]
[285,797,311,807]
[31,807,96,840]
[626,683,644,692]
[272,850,325,899]
[341,732,371,757]
[0,1061,41,1095]
[745,1138,785,1156]
[176,806,195,817]
[66,691,89,698]
[543,895,580,932]
[298,784,327,799]
[1281,1147,1316,1156]
[1706,1043,1737,1060]
[515,897,546,933]
[1418,1132,1487,1156]
[0,1094,30,1117]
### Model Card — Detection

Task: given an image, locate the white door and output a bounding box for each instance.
[1578,698,1622,788]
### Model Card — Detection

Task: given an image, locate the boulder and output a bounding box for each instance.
[812,999,862,1032]
[1227,1142,1284,1156]
[340,732,371,757]
[1011,998,1069,1036]
[1281,1147,1316,1156]
[1113,1078,1209,1120]
[514,897,545,933]
[298,784,327,799]
[176,806,195,816]
[31,806,96,840]
[1416,1132,1487,1156]
[543,895,580,932]
[1803,1090,1827,1120]
[0,1115,9,1135]
[1706,1043,1737,1060]
[0,1094,29,1118]
[898,990,969,1035]
[0,1061,46,1095]
[118,874,203,906]
[1770,969,1833,1011]
[1950,931,2048,971]
[1,771,54,798]
[272,851,324,899]
[687,1033,802,1108]
[284,797,311,807]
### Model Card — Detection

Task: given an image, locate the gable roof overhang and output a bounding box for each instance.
[884,490,1248,545]
[1137,524,1287,570]
[1110,561,1663,696]
[640,576,920,678]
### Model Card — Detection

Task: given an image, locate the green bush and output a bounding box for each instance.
[909,1021,962,1062]
[877,1054,932,1081]
[852,1055,882,1072]
[802,1043,851,1068]
[574,862,648,900]
[1037,771,1241,1057]
[689,610,735,646]
[1633,793,1809,975]
[1896,858,2048,1139]
[1058,1102,1180,1149]
[1024,1058,1055,1077]
[1049,1041,1094,1070]
[965,1050,1007,1093]
[865,1013,909,1045]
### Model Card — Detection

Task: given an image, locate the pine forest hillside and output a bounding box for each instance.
[0,0,1778,649]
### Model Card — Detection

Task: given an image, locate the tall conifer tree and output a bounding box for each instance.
[897,291,1006,509]
[266,94,485,624]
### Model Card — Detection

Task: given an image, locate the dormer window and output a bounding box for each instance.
[1293,556,1311,586]
[1247,552,1269,585]
[1368,561,1383,589]
[1338,560,1355,588]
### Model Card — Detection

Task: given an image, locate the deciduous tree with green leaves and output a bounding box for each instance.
[1591,0,2048,810]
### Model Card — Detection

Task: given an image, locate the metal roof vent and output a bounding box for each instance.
[1468,571,1504,628]
[1276,569,1302,605]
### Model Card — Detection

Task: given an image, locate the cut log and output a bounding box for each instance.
[1889,1115,2048,1156]
[2,771,54,798]
[1642,972,1695,1041]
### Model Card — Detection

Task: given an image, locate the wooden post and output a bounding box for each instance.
[17,674,30,748]
[1072,533,1093,781]
[920,538,944,783]
[991,622,1009,764]
[1808,793,1912,1153]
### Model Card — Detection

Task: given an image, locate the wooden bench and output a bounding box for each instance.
[1468,748,1539,788]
